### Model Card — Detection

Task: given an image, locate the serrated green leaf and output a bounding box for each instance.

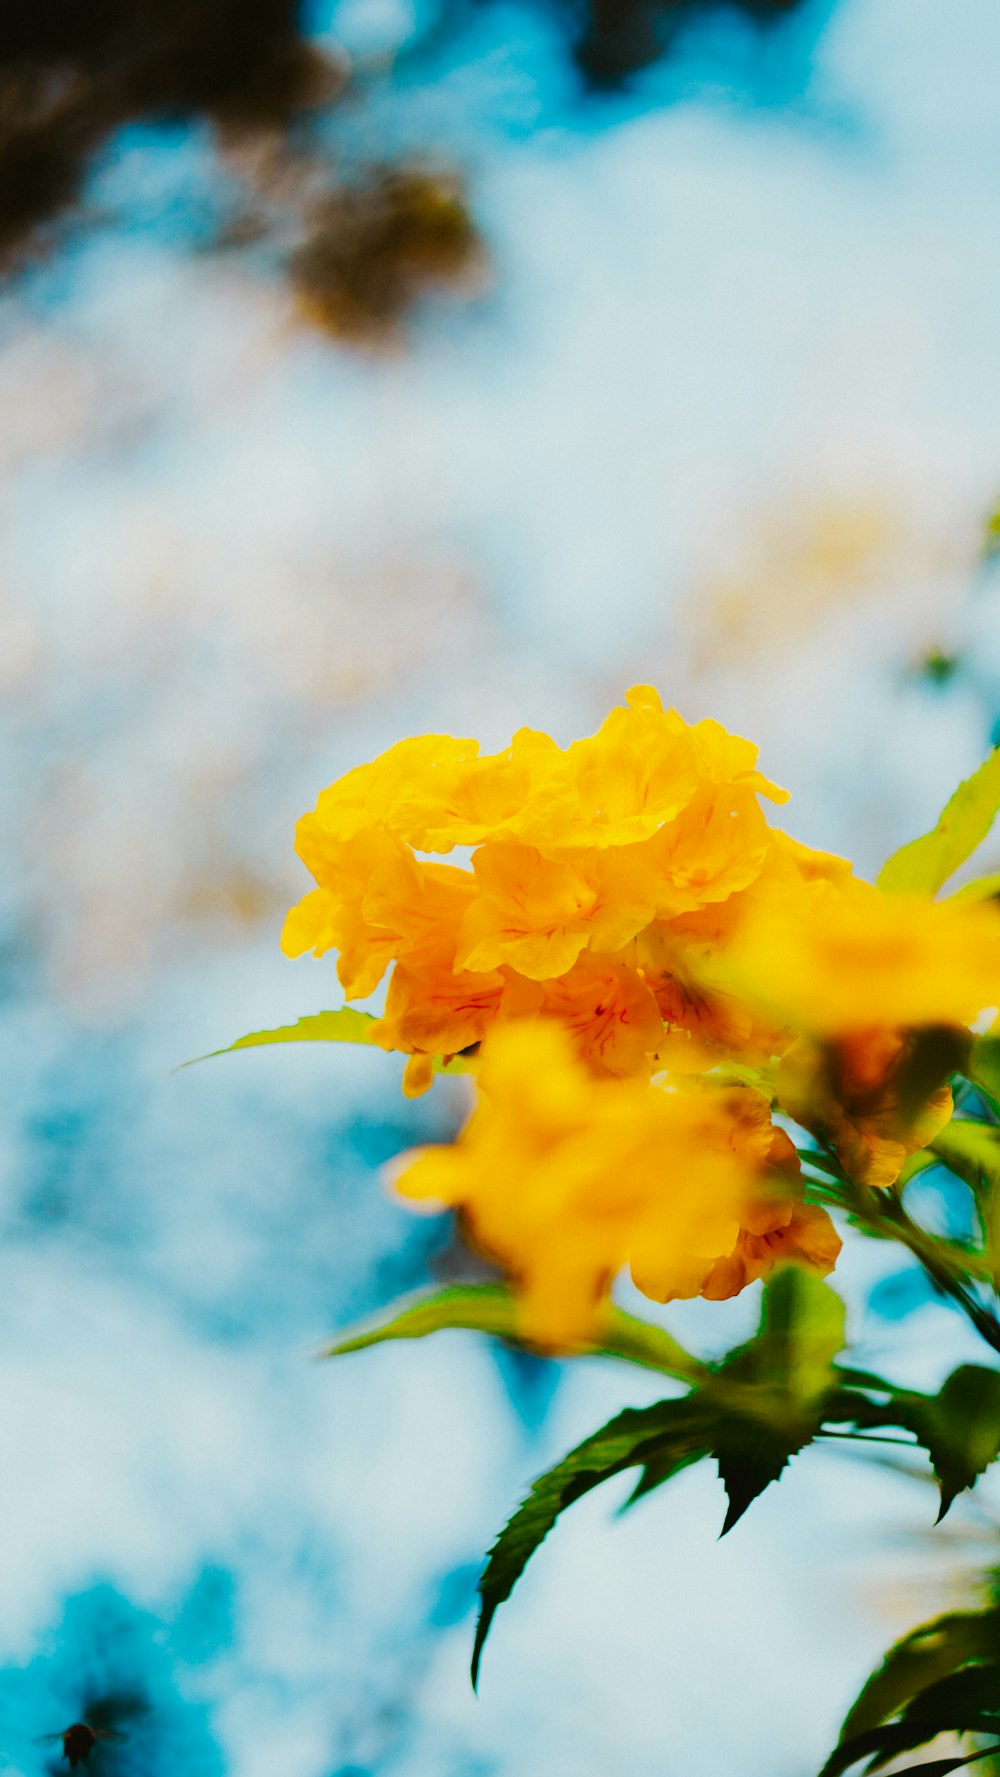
[715,1425,793,1534]
[877,749,1000,896]
[322,1284,705,1382]
[177,1010,477,1075]
[840,1614,997,1742]
[177,1008,380,1068]
[471,1398,709,1688]
[706,1268,847,1533]
[901,1366,1000,1519]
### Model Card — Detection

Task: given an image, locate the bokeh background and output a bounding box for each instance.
[3,0,1000,1771]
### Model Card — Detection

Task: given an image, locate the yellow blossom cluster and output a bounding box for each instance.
[283,685,803,1088]
[393,1022,839,1348]
[283,686,1000,1343]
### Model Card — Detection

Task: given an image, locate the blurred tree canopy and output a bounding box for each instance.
[0,0,807,334]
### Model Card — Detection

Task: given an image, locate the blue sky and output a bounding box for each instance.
[3,2,1000,1771]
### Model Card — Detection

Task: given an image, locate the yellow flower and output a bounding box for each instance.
[729,876,1000,1037]
[776,1030,955,1189]
[371,952,506,1066]
[454,840,655,980]
[700,1202,842,1300]
[282,830,476,1000]
[628,782,774,919]
[500,954,665,1077]
[392,1021,756,1348]
[402,727,575,854]
[303,733,479,846]
[282,687,800,1087]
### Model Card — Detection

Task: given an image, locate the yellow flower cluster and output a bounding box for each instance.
[283,686,1000,1343]
[393,1022,838,1348]
[283,685,799,1086]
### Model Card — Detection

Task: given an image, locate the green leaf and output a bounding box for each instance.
[877,749,1000,896]
[755,1265,847,1403]
[904,1666,1000,1728]
[931,1119,1000,1195]
[471,1397,708,1689]
[950,874,1000,906]
[322,1284,706,1382]
[177,1008,380,1068]
[840,1614,997,1743]
[472,1270,847,1688]
[177,1010,477,1075]
[715,1425,795,1535]
[967,1039,1000,1113]
[821,1718,1000,1777]
[902,1366,1000,1519]
[706,1268,847,1532]
[887,1750,1000,1777]
[984,502,1000,562]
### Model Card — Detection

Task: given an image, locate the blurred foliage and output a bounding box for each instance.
[290,168,481,340]
[0,0,811,334]
[821,1576,1000,1776]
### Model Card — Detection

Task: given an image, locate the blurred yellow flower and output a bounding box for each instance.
[729,876,1000,1037]
[391,1022,755,1347]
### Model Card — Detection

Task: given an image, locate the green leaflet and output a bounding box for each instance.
[831,1364,1000,1521]
[177,1009,475,1074]
[822,1628,1000,1777]
[177,1008,380,1067]
[822,1718,1000,1777]
[967,1038,1000,1114]
[951,873,1000,906]
[472,1267,847,1686]
[984,502,1000,562]
[877,748,1000,896]
[884,1752,1000,1776]
[905,1367,1000,1520]
[322,1283,706,1383]
[706,1267,846,1531]
[932,1118,1000,1194]
[471,1397,709,1689]
[839,1613,997,1742]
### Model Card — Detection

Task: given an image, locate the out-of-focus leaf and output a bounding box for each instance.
[821,1716,1000,1776]
[322,1284,705,1381]
[927,1118,1000,1283]
[840,1614,998,1742]
[931,1120,1000,1195]
[178,1010,476,1074]
[904,1367,1000,1520]
[968,1039,1000,1112]
[984,503,1000,562]
[877,750,1000,896]
[754,1265,846,1402]
[951,874,1000,906]
[471,1398,708,1688]
[904,1667,1000,1728]
[887,1751,1000,1776]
